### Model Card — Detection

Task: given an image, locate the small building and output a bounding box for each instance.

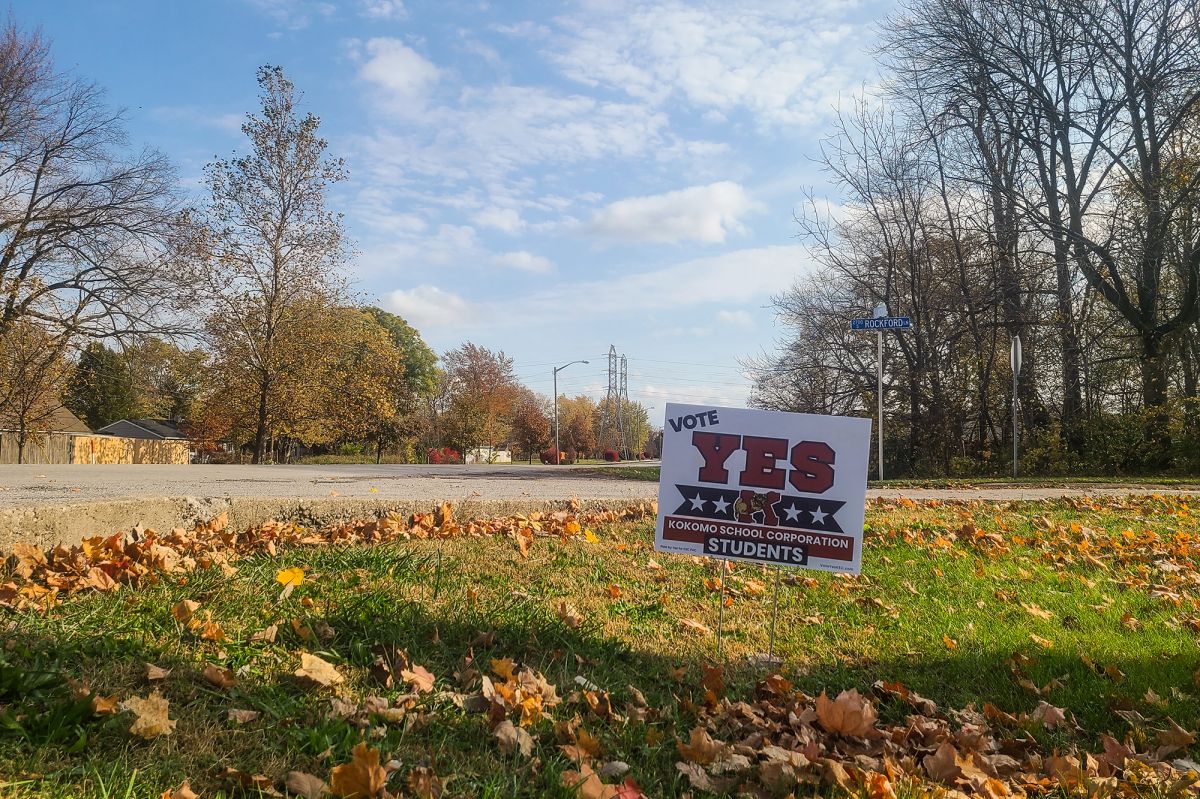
[96,418,187,441]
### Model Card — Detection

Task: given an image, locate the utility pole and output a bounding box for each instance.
[553,359,589,464]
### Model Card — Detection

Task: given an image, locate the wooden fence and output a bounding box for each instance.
[0,433,190,465]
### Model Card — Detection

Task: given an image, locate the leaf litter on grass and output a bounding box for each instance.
[2,495,1200,797]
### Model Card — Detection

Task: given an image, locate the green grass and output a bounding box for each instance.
[1,496,1199,796]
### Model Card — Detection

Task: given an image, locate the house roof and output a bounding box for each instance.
[96,418,187,440]
[48,406,91,434]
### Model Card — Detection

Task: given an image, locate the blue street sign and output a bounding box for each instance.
[850,316,911,331]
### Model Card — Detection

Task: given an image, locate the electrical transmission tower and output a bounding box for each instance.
[598,345,630,458]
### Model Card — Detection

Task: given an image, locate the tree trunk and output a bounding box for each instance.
[252,376,270,464]
[1140,331,1171,463]
[1055,242,1084,450]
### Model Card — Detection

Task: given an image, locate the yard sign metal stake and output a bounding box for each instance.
[767,566,782,662]
[716,560,729,657]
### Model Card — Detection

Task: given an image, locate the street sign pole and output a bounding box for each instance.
[848,309,910,483]
[877,329,884,481]
[1010,336,1022,479]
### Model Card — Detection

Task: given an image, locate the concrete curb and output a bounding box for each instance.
[0,495,656,552]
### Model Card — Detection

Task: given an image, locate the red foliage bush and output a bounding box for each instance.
[427,447,462,464]
[603,449,620,462]
[540,448,560,465]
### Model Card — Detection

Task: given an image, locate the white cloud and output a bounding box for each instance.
[519,245,808,315]
[149,106,242,134]
[358,38,440,106]
[584,181,759,244]
[361,0,406,20]
[383,285,471,329]
[717,309,755,328]
[494,251,553,273]
[473,207,525,234]
[244,0,334,30]
[549,1,876,129]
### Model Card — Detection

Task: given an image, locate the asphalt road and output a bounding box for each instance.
[0,463,663,507]
[0,463,1196,508]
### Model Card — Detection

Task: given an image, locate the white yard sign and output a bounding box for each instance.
[654,403,871,575]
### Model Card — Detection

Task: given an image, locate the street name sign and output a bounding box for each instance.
[654,403,870,575]
[850,316,912,330]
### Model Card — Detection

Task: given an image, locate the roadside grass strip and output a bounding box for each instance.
[1,495,1199,797]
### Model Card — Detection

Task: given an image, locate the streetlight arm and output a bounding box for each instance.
[552,359,589,464]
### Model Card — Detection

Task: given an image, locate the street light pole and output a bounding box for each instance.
[553,359,589,464]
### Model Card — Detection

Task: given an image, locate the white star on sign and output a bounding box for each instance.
[712,497,730,515]
[783,504,802,521]
[809,506,828,525]
[688,494,707,511]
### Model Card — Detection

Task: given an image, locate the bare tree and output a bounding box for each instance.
[0,22,184,345]
[195,66,349,464]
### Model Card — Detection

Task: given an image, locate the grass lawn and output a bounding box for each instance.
[1,495,1199,797]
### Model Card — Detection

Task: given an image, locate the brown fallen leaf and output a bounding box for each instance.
[330,742,386,798]
[228,708,261,724]
[295,653,344,688]
[202,663,237,689]
[250,623,279,644]
[171,599,200,624]
[1020,602,1054,620]
[407,766,444,799]
[145,662,171,681]
[123,691,176,739]
[161,781,200,799]
[1029,633,1054,649]
[286,770,329,799]
[676,726,725,765]
[91,694,120,715]
[401,664,435,694]
[815,689,877,737]
[556,600,583,628]
[678,618,711,635]
[562,762,618,799]
[494,719,534,757]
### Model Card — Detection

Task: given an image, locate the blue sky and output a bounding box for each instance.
[20,0,890,422]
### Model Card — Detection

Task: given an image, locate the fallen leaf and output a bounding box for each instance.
[228,708,260,724]
[285,771,329,799]
[1030,633,1054,649]
[676,726,725,764]
[171,599,200,624]
[401,664,435,693]
[407,766,444,799]
[562,762,616,799]
[943,634,958,650]
[1020,602,1054,620]
[295,653,344,688]
[815,689,877,737]
[123,691,176,739]
[162,781,200,799]
[678,618,711,635]
[556,600,583,628]
[329,742,386,798]
[276,566,305,587]
[91,694,120,714]
[202,663,237,689]
[494,719,534,757]
[145,663,171,681]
